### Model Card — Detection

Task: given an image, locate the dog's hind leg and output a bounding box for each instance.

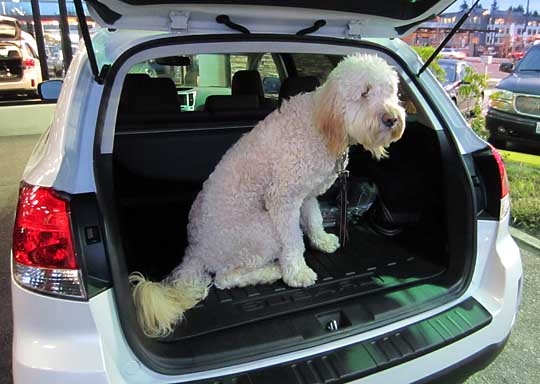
[301,196,340,254]
[214,262,282,289]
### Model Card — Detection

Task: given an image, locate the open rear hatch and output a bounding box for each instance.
[86,0,454,37]
[0,43,23,82]
[84,0,484,375]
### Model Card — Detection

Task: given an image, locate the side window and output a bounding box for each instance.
[230,54,249,80]
[257,53,280,97]
[24,43,38,59]
[291,53,339,84]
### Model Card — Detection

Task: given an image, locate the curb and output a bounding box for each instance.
[510,226,540,252]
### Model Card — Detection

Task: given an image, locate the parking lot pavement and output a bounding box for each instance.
[0,134,539,384]
[465,244,540,384]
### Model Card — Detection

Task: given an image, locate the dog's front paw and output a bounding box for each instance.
[310,232,340,253]
[282,265,317,288]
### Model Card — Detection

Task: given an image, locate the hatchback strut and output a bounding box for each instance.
[417,0,480,76]
[74,0,104,83]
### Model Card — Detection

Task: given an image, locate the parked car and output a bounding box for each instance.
[0,16,42,97]
[440,47,466,60]
[507,50,525,61]
[439,58,482,114]
[486,45,540,150]
[45,46,64,78]
[0,41,42,97]
[11,1,522,383]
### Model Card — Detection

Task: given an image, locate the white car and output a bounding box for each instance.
[440,48,467,60]
[0,16,42,97]
[11,1,522,383]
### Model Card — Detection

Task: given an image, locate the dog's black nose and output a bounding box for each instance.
[382,114,398,128]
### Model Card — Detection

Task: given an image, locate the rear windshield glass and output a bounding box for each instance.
[124,53,347,113]
[119,52,416,122]
[0,44,21,59]
[439,63,456,83]
[516,48,540,72]
[0,20,19,39]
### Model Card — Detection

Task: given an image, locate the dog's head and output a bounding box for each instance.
[314,54,406,160]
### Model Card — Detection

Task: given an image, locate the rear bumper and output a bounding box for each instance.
[486,108,540,146]
[413,334,510,384]
[11,219,522,383]
[0,76,37,93]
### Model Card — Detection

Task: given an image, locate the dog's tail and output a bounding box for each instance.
[129,256,211,338]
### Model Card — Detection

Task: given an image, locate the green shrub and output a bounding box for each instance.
[506,161,540,238]
[411,46,446,82]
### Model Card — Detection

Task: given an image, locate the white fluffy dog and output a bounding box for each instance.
[130,54,406,337]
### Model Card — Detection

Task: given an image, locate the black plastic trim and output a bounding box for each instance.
[395,13,435,35]
[412,334,510,384]
[216,15,251,34]
[110,0,440,21]
[172,298,492,383]
[86,0,122,24]
[92,34,478,374]
[296,20,326,36]
[69,193,113,298]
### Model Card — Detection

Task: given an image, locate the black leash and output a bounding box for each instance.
[337,152,349,247]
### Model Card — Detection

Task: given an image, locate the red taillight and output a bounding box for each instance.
[23,58,35,69]
[13,184,77,269]
[490,146,510,198]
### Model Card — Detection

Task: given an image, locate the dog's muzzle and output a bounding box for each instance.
[382,113,398,128]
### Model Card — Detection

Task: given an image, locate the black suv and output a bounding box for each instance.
[487,45,540,151]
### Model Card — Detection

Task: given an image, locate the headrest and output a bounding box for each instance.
[278,76,320,105]
[119,74,179,113]
[146,78,180,112]
[204,94,260,113]
[231,70,264,98]
[8,50,21,59]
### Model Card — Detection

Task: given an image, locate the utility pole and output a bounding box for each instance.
[524,0,530,45]
[30,0,49,81]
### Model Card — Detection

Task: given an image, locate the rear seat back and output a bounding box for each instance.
[117,74,182,125]
[232,70,278,111]
[278,76,320,106]
[114,73,283,185]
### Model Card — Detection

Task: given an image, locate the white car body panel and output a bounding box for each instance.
[22,47,102,194]
[13,16,523,382]
[11,279,107,383]
[11,217,522,382]
[90,0,455,38]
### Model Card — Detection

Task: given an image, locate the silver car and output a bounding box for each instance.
[11,1,522,383]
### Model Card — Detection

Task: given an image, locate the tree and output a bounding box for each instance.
[460,1,469,11]
[533,10,539,17]
[515,5,525,12]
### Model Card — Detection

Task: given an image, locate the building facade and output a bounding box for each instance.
[404,1,540,57]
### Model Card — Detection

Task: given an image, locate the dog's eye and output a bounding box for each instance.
[362,85,372,98]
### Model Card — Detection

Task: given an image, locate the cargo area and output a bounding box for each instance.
[0,43,23,82]
[112,117,453,343]
[95,49,476,368]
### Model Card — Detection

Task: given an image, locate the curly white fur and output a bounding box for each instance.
[130,54,406,337]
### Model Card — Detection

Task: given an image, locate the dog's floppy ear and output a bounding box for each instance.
[314,79,347,157]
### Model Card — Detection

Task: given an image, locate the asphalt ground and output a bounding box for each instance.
[0,133,539,383]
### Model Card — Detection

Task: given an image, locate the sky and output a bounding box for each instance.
[448,0,540,12]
